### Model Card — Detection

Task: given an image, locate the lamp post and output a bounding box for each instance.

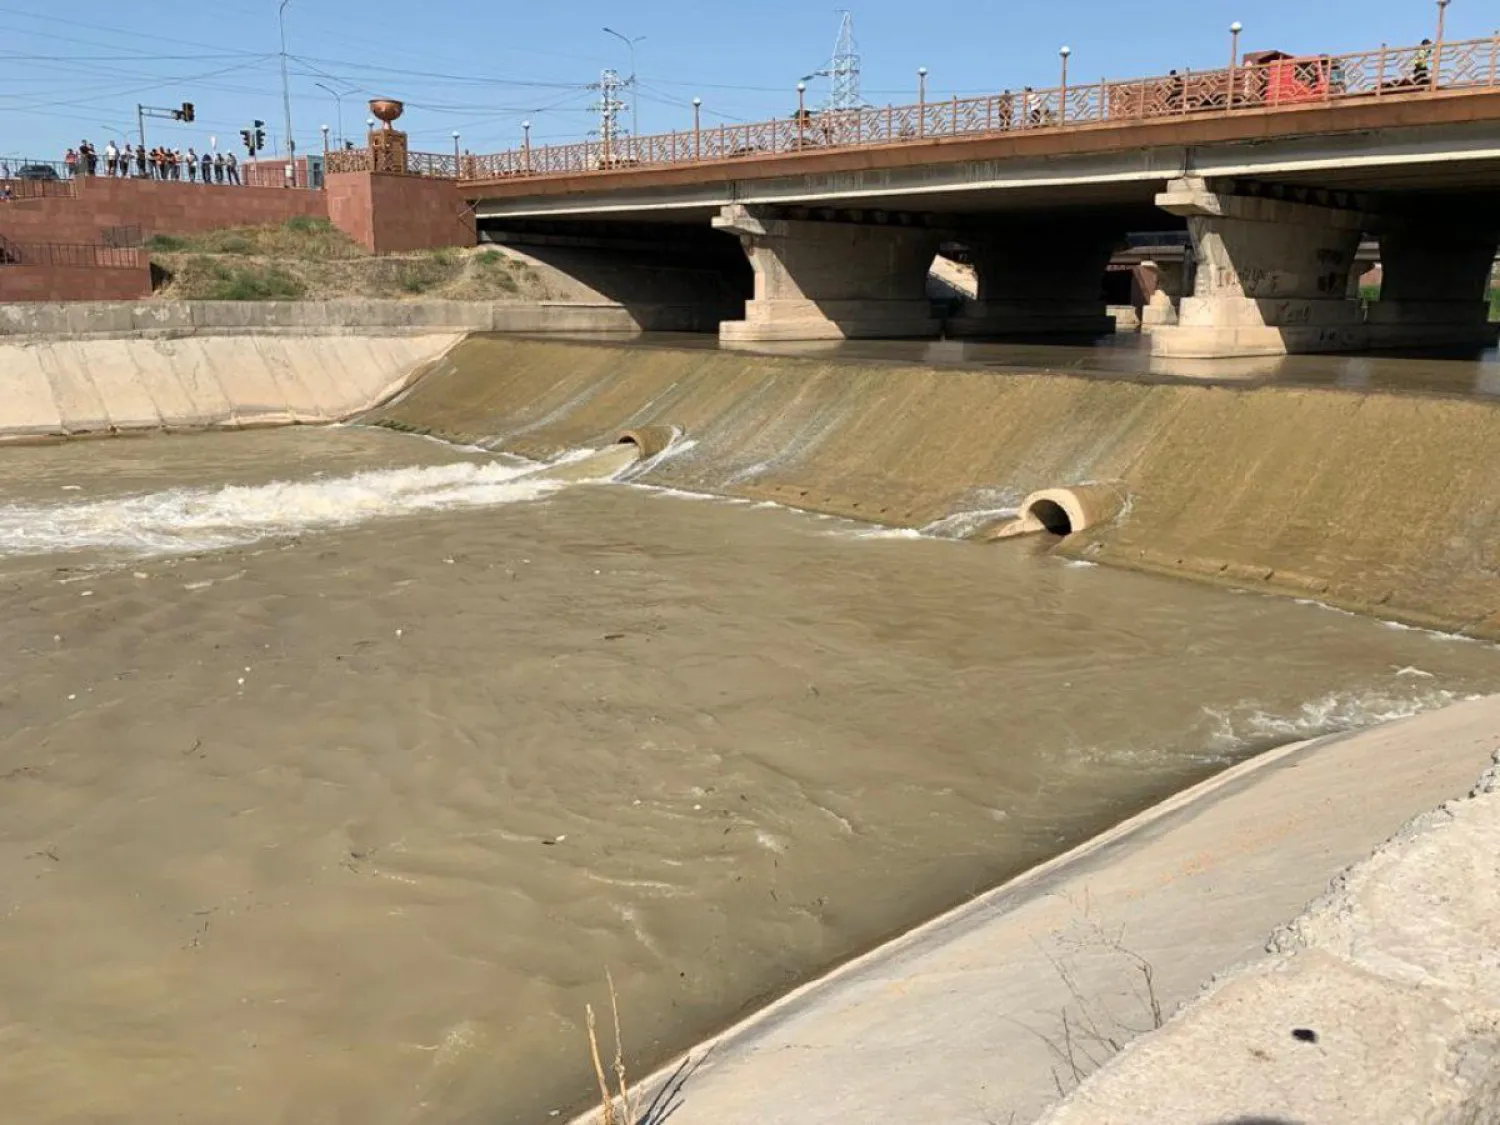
[320,123,329,155]
[796,81,806,150]
[918,66,928,137]
[1228,22,1243,109]
[1059,46,1072,124]
[692,96,702,160]
[602,26,646,140]
[314,82,343,147]
[278,0,296,184]
[522,119,531,173]
[452,130,460,166]
[1435,0,1451,88]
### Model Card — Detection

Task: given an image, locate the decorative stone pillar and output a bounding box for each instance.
[946,220,1119,338]
[368,97,408,175]
[713,205,943,341]
[1151,176,1371,358]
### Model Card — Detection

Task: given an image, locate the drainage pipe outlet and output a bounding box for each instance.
[1012,482,1128,537]
[617,425,678,460]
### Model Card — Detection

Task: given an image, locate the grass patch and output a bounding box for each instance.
[1358,283,1381,303]
[475,249,503,266]
[175,256,306,300]
[146,233,188,252]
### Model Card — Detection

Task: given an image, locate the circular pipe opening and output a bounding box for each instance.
[616,425,677,460]
[1026,497,1074,536]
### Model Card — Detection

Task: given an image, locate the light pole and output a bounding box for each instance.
[692,96,701,160]
[452,130,460,171]
[796,81,806,150]
[522,119,531,173]
[1435,0,1451,88]
[314,82,343,147]
[918,66,928,137]
[320,123,329,155]
[1059,46,1071,124]
[602,27,645,141]
[1228,22,1242,109]
[279,0,296,184]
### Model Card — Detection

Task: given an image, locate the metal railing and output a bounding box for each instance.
[0,175,76,200]
[0,237,146,269]
[330,35,1499,185]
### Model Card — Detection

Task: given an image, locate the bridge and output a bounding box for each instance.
[335,35,1500,357]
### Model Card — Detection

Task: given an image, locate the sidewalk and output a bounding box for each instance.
[606,695,1500,1125]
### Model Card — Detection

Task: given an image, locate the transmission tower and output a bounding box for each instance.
[828,11,862,111]
[591,68,629,159]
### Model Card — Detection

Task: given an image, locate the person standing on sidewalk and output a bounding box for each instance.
[104,139,118,176]
[136,144,148,179]
[213,151,226,183]
[225,151,240,185]
[200,149,213,184]
[187,148,198,183]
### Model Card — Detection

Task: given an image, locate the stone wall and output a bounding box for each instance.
[0,262,153,302]
[326,172,474,254]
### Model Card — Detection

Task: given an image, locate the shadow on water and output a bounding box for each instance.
[524,329,1500,401]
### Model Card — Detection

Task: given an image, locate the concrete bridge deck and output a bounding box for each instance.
[343,34,1500,356]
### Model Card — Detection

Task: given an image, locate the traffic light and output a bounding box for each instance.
[253,121,266,152]
[240,129,254,153]
[181,102,195,123]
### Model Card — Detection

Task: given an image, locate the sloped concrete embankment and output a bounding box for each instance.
[0,335,461,437]
[1040,746,1500,1125]
[370,336,1500,638]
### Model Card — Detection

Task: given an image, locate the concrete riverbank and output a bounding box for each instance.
[374,335,1500,638]
[602,695,1500,1125]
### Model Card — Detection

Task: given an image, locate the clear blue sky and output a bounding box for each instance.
[1,0,1491,162]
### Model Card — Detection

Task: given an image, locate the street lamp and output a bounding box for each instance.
[602,26,646,140]
[692,96,702,160]
[452,130,460,165]
[796,81,806,150]
[522,119,531,173]
[918,66,928,137]
[314,82,343,147]
[1059,46,1072,124]
[278,0,296,183]
[1435,0,1452,88]
[320,123,329,155]
[1228,22,1243,109]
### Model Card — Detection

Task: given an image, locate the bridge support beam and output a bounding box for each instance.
[1366,216,1500,350]
[1150,177,1369,358]
[946,221,1118,338]
[713,205,943,341]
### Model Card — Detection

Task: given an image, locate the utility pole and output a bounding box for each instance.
[592,68,628,164]
[801,11,863,111]
[279,0,296,185]
[602,27,645,139]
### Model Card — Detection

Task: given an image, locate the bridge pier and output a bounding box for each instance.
[1366,215,1500,350]
[1150,177,1370,358]
[713,205,943,341]
[946,221,1118,338]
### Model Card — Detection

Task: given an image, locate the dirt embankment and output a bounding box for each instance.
[147,218,549,302]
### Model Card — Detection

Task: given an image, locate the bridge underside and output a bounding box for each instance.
[472,116,1500,356]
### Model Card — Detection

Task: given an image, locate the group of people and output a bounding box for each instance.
[64,141,241,185]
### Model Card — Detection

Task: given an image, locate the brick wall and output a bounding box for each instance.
[0,175,327,247]
[326,172,474,254]
[0,263,152,301]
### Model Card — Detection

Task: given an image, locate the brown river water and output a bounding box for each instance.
[3,424,1500,1125]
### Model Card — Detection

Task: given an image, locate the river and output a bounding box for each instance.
[3,425,1499,1125]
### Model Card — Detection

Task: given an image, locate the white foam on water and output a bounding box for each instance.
[0,459,575,560]
[1201,686,1478,754]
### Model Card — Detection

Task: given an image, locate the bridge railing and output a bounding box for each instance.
[340,34,1499,184]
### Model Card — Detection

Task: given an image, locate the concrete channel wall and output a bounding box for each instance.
[1041,749,1500,1125]
[0,334,465,437]
[0,299,641,338]
[370,336,1500,639]
[0,300,645,439]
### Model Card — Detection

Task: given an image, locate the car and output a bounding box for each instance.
[16,164,60,181]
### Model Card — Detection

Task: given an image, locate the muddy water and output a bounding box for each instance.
[4,427,1500,1125]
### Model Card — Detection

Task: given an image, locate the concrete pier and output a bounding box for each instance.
[712,205,943,341]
